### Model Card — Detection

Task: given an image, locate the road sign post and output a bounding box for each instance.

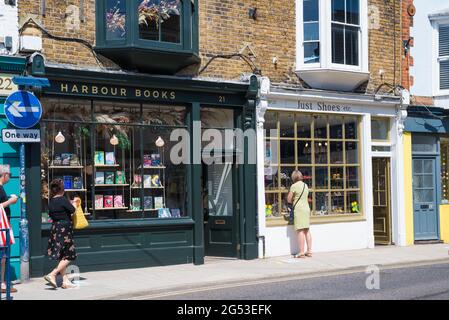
[3,90,43,282]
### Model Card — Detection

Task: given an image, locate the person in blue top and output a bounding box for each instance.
[0,165,18,294]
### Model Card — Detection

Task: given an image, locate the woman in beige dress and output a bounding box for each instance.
[287,170,312,258]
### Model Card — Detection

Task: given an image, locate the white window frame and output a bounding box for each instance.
[296,0,368,73]
[432,18,449,96]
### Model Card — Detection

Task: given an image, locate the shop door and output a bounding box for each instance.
[372,158,392,245]
[412,158,439,241]
[202,157,239,258]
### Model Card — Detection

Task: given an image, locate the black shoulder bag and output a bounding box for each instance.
[288,183,306,223]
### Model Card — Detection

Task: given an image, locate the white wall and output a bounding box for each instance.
[0,2,19,55]
[410,1,449,107]
[264,222,370,256]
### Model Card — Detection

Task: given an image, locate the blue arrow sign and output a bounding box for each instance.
[4,91,42,129]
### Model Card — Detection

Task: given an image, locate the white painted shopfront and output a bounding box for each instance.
[256,85,407,257]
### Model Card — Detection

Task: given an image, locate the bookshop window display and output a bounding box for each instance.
[264,111,362,226]
[40,98,188,222]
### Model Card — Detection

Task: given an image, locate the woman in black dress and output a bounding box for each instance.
[44,179,77,289]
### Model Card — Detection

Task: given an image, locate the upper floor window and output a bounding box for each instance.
[331,0,360,66]
[296,0,368,91]
[106,0,127,40]
[303,0,320,64]
[439,24,449,91]
[138,0,182,43]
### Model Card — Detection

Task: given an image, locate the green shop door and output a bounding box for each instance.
[202,157,239,258]
[412,158,439,241]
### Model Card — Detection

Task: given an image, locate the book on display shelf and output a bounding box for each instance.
[95,172,105,184]
[63,176,73,190]
[115,171,126,184]
[114,195,124,208]
[105,172,115,184]
[131,197,141,211]
[104,196,114,208]
[73,177,83,189]
[154,197,164,209]
[105,152,116,165]
[95,151,105,165]
[53,154,62,166]
[144,196,153,210]
[95,195,104,209]
[143,175,152,188]
[61,153,71,166]
[158,208,171,218]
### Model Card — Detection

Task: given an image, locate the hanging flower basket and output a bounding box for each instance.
[138,0,181,29]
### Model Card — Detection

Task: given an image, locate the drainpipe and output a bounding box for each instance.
[255,76,270,259]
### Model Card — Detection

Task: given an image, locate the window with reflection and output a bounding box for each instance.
[264,111,362,226]
[106,0,127,40]
[139,0,182,43]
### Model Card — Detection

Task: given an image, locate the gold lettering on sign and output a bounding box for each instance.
[153,91,160,99]
[61,83,68,93]
[121,88,127,96]
[161,91,168,99]
[82,85,88,94]
[71,85,79,93]
[144,90,151,98]
[101,87,108,95]
[135,89,141,97]
[170,92,176,100]
[111,88,118,96]
[92,86,98,94]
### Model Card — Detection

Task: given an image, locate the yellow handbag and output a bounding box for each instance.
[72,197,89,230]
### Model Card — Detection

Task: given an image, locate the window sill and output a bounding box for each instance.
[41,217,195,231]
[296,68,370,92]
[266,214,366,227]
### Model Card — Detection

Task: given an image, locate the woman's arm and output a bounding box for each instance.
[287,191,294,204]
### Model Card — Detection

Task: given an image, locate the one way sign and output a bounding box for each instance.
[4,91,42,129]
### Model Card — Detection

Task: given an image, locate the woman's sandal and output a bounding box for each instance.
[305,252,313,257]
[295,254,306,259]
[44,274,57,289]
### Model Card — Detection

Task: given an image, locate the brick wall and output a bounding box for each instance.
[16,0,403,94]
[366,0,403,94]
[18,1,97,67]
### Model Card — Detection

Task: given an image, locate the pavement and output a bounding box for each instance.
[7,243,449,300]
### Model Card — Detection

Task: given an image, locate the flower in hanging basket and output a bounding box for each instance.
[139,0,181,29]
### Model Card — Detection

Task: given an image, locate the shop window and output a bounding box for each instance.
[41,99,188,223]
[264,111,362,226]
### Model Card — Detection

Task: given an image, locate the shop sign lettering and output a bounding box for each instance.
[58,82,177,100]
[0,75,18,96]
[297,100,353,112]
[1,129,41,143]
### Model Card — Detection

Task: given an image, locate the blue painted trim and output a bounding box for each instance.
[405,116,449,134]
